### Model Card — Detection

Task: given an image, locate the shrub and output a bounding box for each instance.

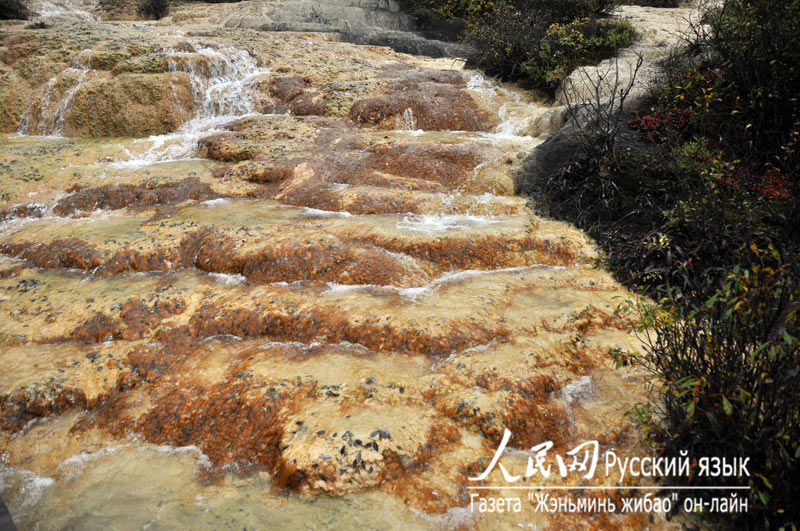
[518,4,799,524]
[400,0,497,22]
[393,0,467,40]
[623,253,800,526]
[398,0,628,92]
[136,0,167,19]
[463,0,552,80]
[523,18,636,92]
[0,0,30,19]
[521,7,800,524]
[464,0,634,93]
[584,0,619,14]
[686,0,800,176]
[515,4,800,525]
[440,0,612,22]
[628,105,694,144]
[608,5,800,526]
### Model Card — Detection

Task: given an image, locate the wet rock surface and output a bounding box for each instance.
[0,5,662,530]
[216,0,471,58]
[556,5,698,108]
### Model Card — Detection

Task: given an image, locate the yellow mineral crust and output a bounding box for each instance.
[0,10,664,529]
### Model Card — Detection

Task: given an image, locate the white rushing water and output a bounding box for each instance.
[396,213,501,232]
[209,272,247,286]
[30,0,98,20]
[324,264,567,302]
[0,466,55,514]
[114,43,273,167]
[466,71,543,140]
[17,54,92,137]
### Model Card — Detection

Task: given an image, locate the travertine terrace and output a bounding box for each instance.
[0,2,689,528]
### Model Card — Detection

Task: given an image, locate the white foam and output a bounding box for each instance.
[56,444,212,481]
[208,272,246,286]
[201,334,243,342]
[324,264,566,302]
[9,416,53,441]
[466,72,494,91]
[396,213,501,232]
[201,198,231,207]
[395,107,417,131]
[436,339,502,367]
[558,375,595,406]
[0,203,47,222]
[475,192,504,204]
[111,114,259,168]
[31,0,98,19]
[257,339,370,353]
[323,283,378,295]
[0,466,55,512]
[466,71,545,142]
[491,100,537,139]
[465,72,500,108]
[270,279,306,288]
[113,43,272,166]
[0,200,69,239]
[301,207,353,219]
[411,505,474,528]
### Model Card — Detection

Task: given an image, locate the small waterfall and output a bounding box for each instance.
[174,44,269,118]
[17,55,92,137]
[466,72,540,140]
[116,43,272,166]
[395,107,417,131]
[31,0,98,20]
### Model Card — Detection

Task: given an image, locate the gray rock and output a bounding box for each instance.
[222,0,470,58]
[338,28,472,58]
[515,128,582,195]
[517,6,700,195]
[0,493,16,531]
[222,0,415,32]
[556,49,659,108]
[516,107,662,198]
[525,105,569,138]
[555,5,701,108]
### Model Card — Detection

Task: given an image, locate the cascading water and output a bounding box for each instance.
[466,72,542,140]
[17,55,92,137]
[395,107,420,133]
[115,43,272,166]
[29,0,98,20]
[0,4,698,527]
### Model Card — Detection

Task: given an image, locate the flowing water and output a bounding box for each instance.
[115,42,274,166]
[28,0,98,20]
[17,55,93,137]
[0,9,653,529]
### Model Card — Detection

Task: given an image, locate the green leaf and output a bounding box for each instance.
[758,491,769,506]
[722,396,733,416]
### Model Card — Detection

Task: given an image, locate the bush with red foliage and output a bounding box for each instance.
[628,107,695,143]
[722,168,792,201]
